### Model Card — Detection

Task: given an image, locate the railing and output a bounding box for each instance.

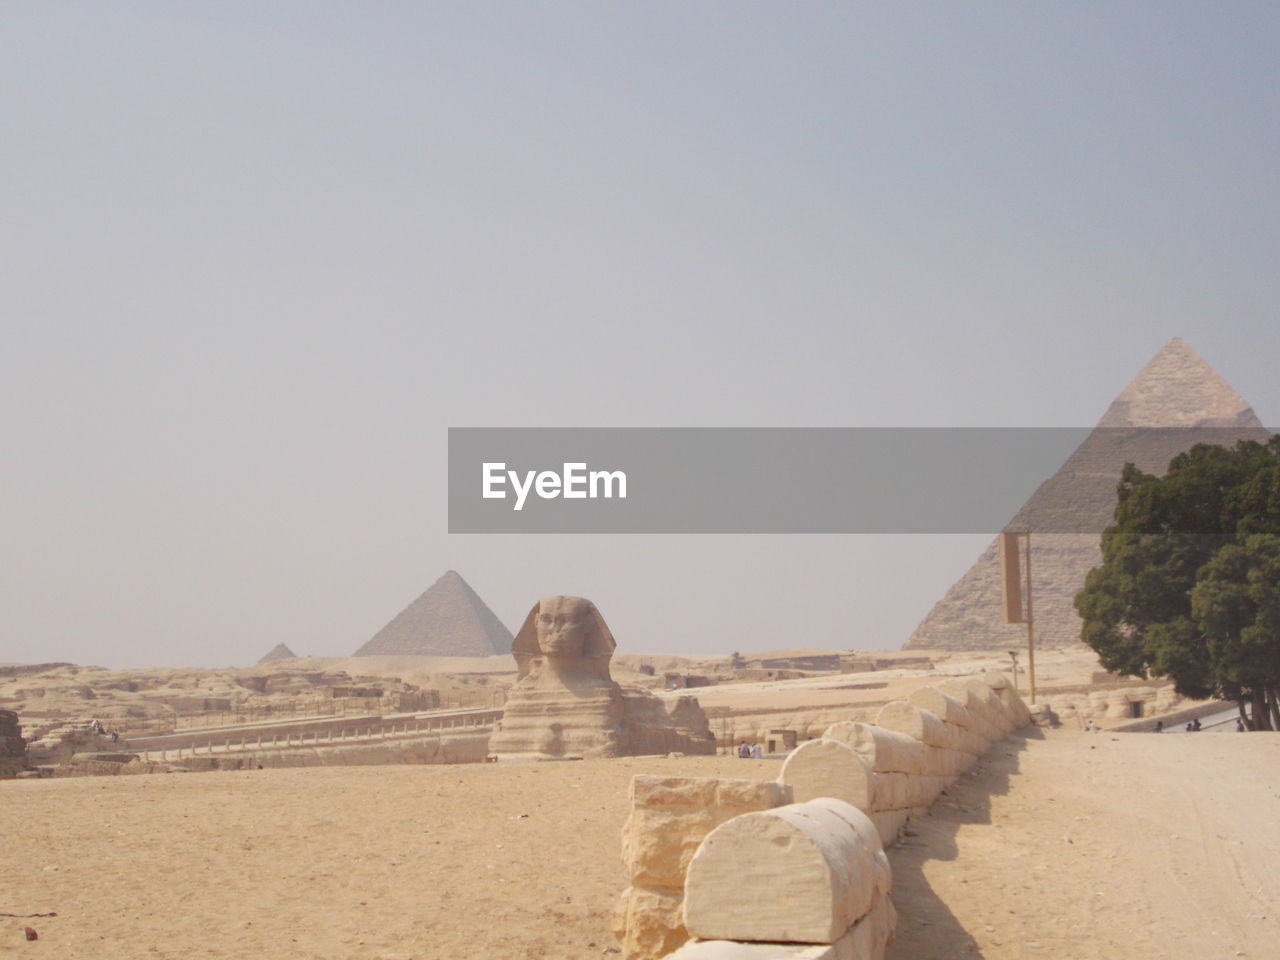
[168,692,501,732]
[134,709,503,762]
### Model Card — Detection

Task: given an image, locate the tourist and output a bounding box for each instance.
[751,742,763,760]
[1236,718,1246,732]
[1086,720,1100,732]
[1154,721,1163,733]
[737,740,750,759]
[1185,722,1194,732]
[1192,718,1202,731]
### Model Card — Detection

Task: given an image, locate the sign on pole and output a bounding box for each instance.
[999,531,1027,624]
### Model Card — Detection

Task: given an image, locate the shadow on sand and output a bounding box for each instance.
[885,726,1044,959]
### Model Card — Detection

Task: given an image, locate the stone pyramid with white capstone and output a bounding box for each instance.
[353,570,513,657]
[905,338,1268,651]
[257,643,297,664]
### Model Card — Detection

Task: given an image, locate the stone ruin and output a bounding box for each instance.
[489,596,716,761]
[613,673,1032,960]
[0,709,27,777]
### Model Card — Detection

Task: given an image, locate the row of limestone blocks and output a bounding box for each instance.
[614,776,894,960]
[780,673,1031,847]
[612,672,1030,960]
[1040,685,1182,723]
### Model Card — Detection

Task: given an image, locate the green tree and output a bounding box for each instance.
[1192,534,1280,730]
[1075,437,1280,729]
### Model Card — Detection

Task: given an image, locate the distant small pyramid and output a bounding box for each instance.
[353,570,513,657]
[906,339,1267,651]
[257,643,297,664]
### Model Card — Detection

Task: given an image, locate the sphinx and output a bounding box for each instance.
[489,596,715,761]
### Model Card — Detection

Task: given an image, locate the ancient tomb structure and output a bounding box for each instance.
[256,643,297,664]
[354,569,513,657]
[908,338,1268,651]
[489,596,716,761]
[613,672,1030,960]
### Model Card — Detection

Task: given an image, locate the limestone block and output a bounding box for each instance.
[945,750,968,776]
[907,687,967,727]
[614,885,688,960]
[803,796,892,898]
[618,775,794,959]
[947,725,989,757]
[874,701,948,749]
[668,904,894,960]
[664,935,848,960]
[983,672,1030,725]
[958,679,1013,735]
[867,809,909,848]
[871,772,950,812]
[847,893,896,960]
[778,739,874,810]
[684,800,878,944]
[622,775,793,889]
[999,692,1030,727]
[823,722,926,775]
[934,679,1003,743]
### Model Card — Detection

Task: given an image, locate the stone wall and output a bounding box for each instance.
[1038,684,1184,723]
[614,672,1031,960]
[36,726,491,777]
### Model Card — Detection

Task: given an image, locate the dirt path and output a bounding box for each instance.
[888,728,1280,959]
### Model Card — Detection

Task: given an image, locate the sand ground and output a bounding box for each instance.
[888,728,1280,960]
[2,756,777,960]
[5,731,1278,960]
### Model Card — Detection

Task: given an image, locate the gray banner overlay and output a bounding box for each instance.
[448,427,1273,534]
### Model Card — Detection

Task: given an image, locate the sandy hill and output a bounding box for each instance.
[353,570,513,658]
[907,338,1268,651]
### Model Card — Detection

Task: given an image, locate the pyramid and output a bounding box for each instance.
[353,570,513,657]
[906,339,1268,651]
[257,643,297,664]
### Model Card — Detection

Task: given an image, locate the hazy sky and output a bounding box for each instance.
[4,4,1279,668]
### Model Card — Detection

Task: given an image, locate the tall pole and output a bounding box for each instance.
[1024,532,1037,704]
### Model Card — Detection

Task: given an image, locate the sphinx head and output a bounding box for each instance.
[512,595,616,680]
[535,596,595,656]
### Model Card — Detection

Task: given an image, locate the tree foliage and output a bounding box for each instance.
[1075,437,1280,729]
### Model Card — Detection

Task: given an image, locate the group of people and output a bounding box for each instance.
[1149,717,1245,733]
[736,740,764,759]
[1154,718,1203,732]
[87,719,120,742]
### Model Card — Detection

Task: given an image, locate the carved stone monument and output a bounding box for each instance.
[490,596,715,760]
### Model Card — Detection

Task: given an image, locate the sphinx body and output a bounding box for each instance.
[489,596,715,761]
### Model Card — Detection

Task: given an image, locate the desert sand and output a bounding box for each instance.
[5,729,1279,959]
